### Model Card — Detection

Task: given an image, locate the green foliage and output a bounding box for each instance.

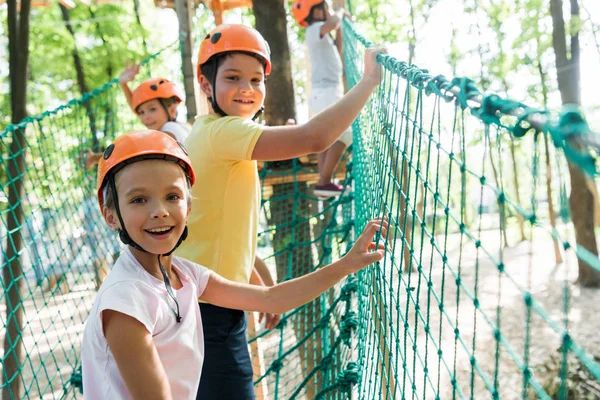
[26,2,151,116]
[351,0,402,44]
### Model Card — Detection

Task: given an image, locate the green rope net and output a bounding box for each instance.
[2,19,600,400]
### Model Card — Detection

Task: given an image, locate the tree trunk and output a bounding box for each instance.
[132,0,148,53]
[535,60,563,264]
[3,0,32,398]
[487,135,510,247]
[90,6,113,80]
[509,138,526,242]
[175,0,198,123]
[252,0,297,126]
[550,0,600,286]
[544,133,564,265]
[59,4,99,150]
[408,0,416,65]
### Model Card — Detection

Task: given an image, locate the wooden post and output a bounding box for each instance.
[175,0,199,124]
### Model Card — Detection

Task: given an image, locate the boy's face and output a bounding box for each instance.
[103,160,191,255]
[201,53,266,119]
[137,99,175,131]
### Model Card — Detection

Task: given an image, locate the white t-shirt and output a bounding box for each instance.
[305,21,343,89]
[161,121,191,144]
[81,247,211,400]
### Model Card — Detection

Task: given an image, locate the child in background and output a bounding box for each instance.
[81,129,387,400]
[82,63,189,170]
[178,23,386,398]
[292,0,352,197]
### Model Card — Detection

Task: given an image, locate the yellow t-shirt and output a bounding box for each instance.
[177,114,263,284]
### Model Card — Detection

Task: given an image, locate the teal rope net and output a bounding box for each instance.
[342,19,600,399]
[2,18,600,400]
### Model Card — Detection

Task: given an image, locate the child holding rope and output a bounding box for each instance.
[176,23,386,398]
[81,129,387,399]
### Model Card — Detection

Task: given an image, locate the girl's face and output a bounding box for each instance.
[311,2,327,21]
[137,99,176,131]
[103,159,191,255]
[200,53,266,119]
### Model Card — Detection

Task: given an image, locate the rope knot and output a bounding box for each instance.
[340,312,359,346]
[337,362,361,393]
[270,359,284,373]
[341,279,358,301]
[66,366,83,394]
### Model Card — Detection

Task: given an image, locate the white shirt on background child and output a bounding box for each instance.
[81,247,211,400]
[161,121,191,144]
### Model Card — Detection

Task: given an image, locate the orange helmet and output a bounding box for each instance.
[131,78,184,113]
[197,24,272,81]
[291,0,324,27]
[96,130,196,209]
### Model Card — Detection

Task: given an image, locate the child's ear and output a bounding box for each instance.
[199,75,213,98]
[168,103,177,120]
[102,206,121,231]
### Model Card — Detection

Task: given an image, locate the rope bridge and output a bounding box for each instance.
[2,19,600,399]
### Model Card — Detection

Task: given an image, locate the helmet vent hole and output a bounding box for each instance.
[150,84,158,90]
[103,144,115,160]
[159,80,165,84]
[211,32,222,44]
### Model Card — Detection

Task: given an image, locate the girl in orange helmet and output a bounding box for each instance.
[81,129,388,400]
[177,23,386,398]
[82,64,189,170]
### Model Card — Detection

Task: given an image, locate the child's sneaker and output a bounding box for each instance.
[314,182,344,198]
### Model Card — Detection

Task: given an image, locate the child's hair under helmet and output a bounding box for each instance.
[131,78,185,122]
[97,129,196,253]
[291,0,326,27]
[197,24,271,120]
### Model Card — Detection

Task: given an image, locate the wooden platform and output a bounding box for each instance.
[258,154,350,199]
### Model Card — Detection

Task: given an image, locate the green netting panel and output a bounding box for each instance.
[249,157,358,400]
[343,19,600,400]
[0,43,178,400]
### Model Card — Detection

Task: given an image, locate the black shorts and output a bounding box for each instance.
[196,303,255,400]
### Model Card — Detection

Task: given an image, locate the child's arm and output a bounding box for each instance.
[319,8,350,37]
[254,256,275,286]
[251,46,387,161]
[200,219,387,314]
[252,256,281,329]
[79,149,103,170]
[104,310,173,400]
[119,61,140,112]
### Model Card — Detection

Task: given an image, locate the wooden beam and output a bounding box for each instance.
[175,0,199,123]
[258,158,349,188]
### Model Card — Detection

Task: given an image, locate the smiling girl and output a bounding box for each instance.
[81,130,388,400]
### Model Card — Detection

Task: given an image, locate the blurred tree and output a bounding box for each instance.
[4,0,32,397]
[550,0,600,286]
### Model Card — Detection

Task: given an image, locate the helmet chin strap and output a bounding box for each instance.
[159,99,175,123]
[108,175,184,323]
